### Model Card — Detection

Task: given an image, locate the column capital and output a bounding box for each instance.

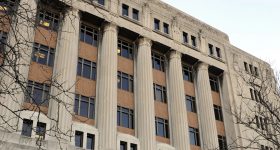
[137,37,152,47]
[197,62,209,70]
[168,50,181,60]
[102,22,118,33]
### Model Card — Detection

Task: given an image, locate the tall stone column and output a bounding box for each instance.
[136,37,156,150]
[196,62,219,149]
[167,51,191,150]
[0,0,37,131]
[48,8,80,142]
[96,23,118,150]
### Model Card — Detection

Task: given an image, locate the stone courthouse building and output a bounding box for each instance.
[0,0,275,150]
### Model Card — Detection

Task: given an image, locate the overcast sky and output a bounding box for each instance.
[161,0,280,71]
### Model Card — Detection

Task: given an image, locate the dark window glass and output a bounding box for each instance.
[132,9,139,20]
[122,4,129,16]
[97,0,105,5]
[75,95,95,119]
[153,84,167,103]
[120,141,127,150]
[80,24,98,46]
[250,88,254,100]
[254,90,259,102]
[37,10,59,31]
[0,0,17,13]
[154,18,160,31]
[130,143,137,150]
[77,58,97,80]
[0,31,7,53]
[155,117,169,138]
[183,65,193,82]
[163,23,169,34]
[189,127,200,146]
[254,66,259,76]
[117,106,134,129]
[209,76,219,92]
[86,134,95,150]
[118,39,134,59]
[32,43,55,67]
[118,71,134,92]
[183,32,188,44]
[216,47,221,58]
[191,36,196,47]
[36,122,46,139]
[208,44,214,55]
[218,135,228,150]
[152,52,165,72]
[249,64,253,74]
[214,105,223,121]
[186,95,196,113]
[26,80,50,106]
[244,62,248,72]
[22,119,33,137]
[75,131,83,147]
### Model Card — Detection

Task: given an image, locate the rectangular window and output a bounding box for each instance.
[97,0,105,5]
[86,134,95,150]
[120,141,127,150]
[154,18,160,31]
[117,106,134,129]
[130,143,137,150]
[22,119,33,137]
[152,52,165,72]
[118,39,134,59]
[36,122,46,139]
[250,88,254,100]
[122,4,129,16]
[186,95,196,113]
[0,31,7,53]
[214,105,223,121]
[32,43,55,67]
[74,94,95,119]
[249,64,253,74]
[163,23,169,34]
[183,65,193,82]
[153,84,167,103]
[208,44,214,55]
[189,127,200,146]
[183,32,188,44]
[80,24,98,46]
[155,117,169,138]
[118,71,134,92]
[191,35,196,47]
[244,62,248,72]
[254,66,259,77]
[0,0,17,12]
[77,58,97,80]
[26,80,50,106]
[37,10,59,31]
[75,131,83,148]
[218,135,228,150]
[216,47,221,58]
[209,76,219,92]
[132,9,139,21]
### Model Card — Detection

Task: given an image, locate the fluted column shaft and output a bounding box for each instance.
[196,62,219,149]
[0,0,37,131]
[96,23,118,150]
[48,9,80,141]
[136,37,156,150]
[168,51,191,150]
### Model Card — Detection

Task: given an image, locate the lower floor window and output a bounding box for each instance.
[36,122,46,139]
[26,80,50,106]
[189,127,200,146]
[75,131,83,147]
[74,94,95,119]
[155,117,169,138]
[218,135,228,150]
[120,141,127,150]
[22,119,33,137]
[86,134,95,150]
[117,106,134,129]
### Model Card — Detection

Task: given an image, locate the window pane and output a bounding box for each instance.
[36,122,46,138]
[22,119,33,137]
[83,64,91,79]
[157,122,164,137]
[86,134,94,150]
[75,131,83,147]
[33,88,43,104]
[89,102,94,119]
[80,100,89,117]
[74,98,79,114]
[122,77,129,91]
[122,113,129,128]
[85,31,93,45]
[37,50,48,65]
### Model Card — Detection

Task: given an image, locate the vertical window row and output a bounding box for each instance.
[26,80,50,106]
[117,106,134,129]
[155,117,169,138]
[74,94,95,119]
[118,39,134,59]
[32,43,55,67]
[80,24,99,47]
[77,58,97,80]
[118,71,134,92]
[153,83,167,103]
[152,52,165,72]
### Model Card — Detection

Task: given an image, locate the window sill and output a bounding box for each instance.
[182,43,199,51]
[208,55,225,63]
[153,29,172,40]
[83,0,107,11]
[120,15,142,27]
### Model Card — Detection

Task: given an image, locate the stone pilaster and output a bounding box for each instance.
[96,23,118,150]
[0,0,37,131]
[136,37,156,150]
[167,51,191,150]
[48,8,80,142]
[196,62,219,149]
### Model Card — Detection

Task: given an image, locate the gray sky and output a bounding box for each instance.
[161,0,280,71]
